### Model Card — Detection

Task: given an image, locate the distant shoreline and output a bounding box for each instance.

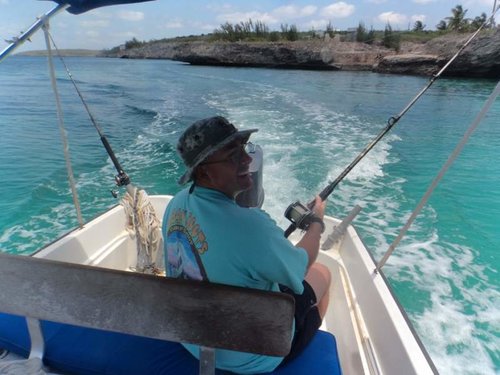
[13,30,500,78]
[100,30,500,78]
[16,49,101,57]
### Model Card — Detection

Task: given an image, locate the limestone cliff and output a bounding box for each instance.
[375,30,500,77]
[106,29,500,78]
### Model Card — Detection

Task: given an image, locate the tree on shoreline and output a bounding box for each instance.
[325,21,335,38]
[412,20,425,32]
[280,24,299,41]
[383,23,400,51]
[115,4,494,52]
[446,5,469,31]
[436,4,492,32]
[355,22,375,44]
[124,37,145,49]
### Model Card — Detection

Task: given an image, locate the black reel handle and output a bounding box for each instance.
[284,200,322,237]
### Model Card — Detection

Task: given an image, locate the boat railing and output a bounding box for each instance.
[0,253,295,375]
[321,205,362,250]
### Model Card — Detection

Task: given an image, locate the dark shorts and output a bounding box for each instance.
[279,281,322,363]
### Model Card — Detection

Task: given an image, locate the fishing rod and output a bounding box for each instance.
[283,6,500,238]
[47,32,130,191]
[1,3,144,189]
[46,27,162,273]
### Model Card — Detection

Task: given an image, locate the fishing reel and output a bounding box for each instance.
[110,171,130,198]
[115,170,130,187]
[284,201,324,233]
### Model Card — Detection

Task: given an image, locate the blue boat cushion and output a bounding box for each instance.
[0,313,341,375]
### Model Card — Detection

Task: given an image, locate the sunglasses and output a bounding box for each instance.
[201,142,256,166]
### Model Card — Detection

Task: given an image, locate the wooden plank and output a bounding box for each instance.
[0,253,294,356]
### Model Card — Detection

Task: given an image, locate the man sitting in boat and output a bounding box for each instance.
[162,116,331,374]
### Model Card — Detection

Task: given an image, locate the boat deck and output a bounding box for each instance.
[1,195,436,374]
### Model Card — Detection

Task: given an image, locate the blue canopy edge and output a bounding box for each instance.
[41,0,155,15]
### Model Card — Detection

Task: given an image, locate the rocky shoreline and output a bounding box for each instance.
[103,29,500,78]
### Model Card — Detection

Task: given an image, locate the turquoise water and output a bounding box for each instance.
[0,56,499,374]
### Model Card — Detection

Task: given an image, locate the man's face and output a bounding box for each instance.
[198,138,253,198]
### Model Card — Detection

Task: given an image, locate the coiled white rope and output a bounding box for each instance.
[121,186,163,275]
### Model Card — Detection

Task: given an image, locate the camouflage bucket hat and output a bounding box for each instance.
[177,116,258,185]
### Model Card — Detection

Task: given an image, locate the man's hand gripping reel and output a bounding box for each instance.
[284,201,324,237]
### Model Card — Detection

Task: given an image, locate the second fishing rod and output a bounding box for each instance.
[283,7,499,238]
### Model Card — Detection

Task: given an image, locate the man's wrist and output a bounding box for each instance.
[308,216,325,233]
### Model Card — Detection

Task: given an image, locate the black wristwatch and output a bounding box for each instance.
[308,216,325,233]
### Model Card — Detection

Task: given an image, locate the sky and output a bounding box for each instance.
[1,0,498,52]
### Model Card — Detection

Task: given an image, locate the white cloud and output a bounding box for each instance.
[115,31,137,39]
[87,9,112,19]
[377,11,408,26]
[80,20,110,28]
[411,14,427,23]
[273,5,297,17]
[307,19,331,29]
[165,20,183,29]
[273,5,318,18]
[85,30,100,38]
[206,3,234,13]
[469,0,497,6]
[413,0,437,4]
[217,11,278,25]
[321,2,356,18]
[55,21,69,30]
[199,23,218,32]
[118,11,144,22]
[302,5,319,17]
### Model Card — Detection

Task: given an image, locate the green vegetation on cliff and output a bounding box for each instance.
[105,3,495,56]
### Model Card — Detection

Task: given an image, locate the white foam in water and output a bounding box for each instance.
[204,83,499,374]
[370,210,499,374]
[4,62,496,373]
[2,202,75,255]
[344,148,499,374]
[221,102,309,227]
[416,259,498,374]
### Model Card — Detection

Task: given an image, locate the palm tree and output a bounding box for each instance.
[446,5,469,31]
[436,20,447,31]
[412,20,425,32]
[470,13,488,29]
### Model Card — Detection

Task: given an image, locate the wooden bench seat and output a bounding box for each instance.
[0,253,342,374]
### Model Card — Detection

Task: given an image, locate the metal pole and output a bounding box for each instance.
[0,4,67,62]
[493,0,498,27]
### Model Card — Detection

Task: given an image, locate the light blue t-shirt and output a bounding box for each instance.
[162,186,308,374]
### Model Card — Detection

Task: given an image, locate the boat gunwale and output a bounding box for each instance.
[337,221,439,374]
[27,195,439,374]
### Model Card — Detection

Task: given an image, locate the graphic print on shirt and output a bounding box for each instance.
[165,208,208,281]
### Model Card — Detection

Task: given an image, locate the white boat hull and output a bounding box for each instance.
[30,195,436,374]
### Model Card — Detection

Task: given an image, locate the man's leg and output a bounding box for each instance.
[305,262,331,318]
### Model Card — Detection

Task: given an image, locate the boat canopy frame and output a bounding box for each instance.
[0,0,156,62]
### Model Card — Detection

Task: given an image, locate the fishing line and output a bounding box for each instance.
[284,4,500,238]
[47,31,130,188]
[376,78,500,272]
[42,22,84,228]
[46,30,163,274]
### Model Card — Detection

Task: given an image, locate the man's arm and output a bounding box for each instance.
[295,196,326,269]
